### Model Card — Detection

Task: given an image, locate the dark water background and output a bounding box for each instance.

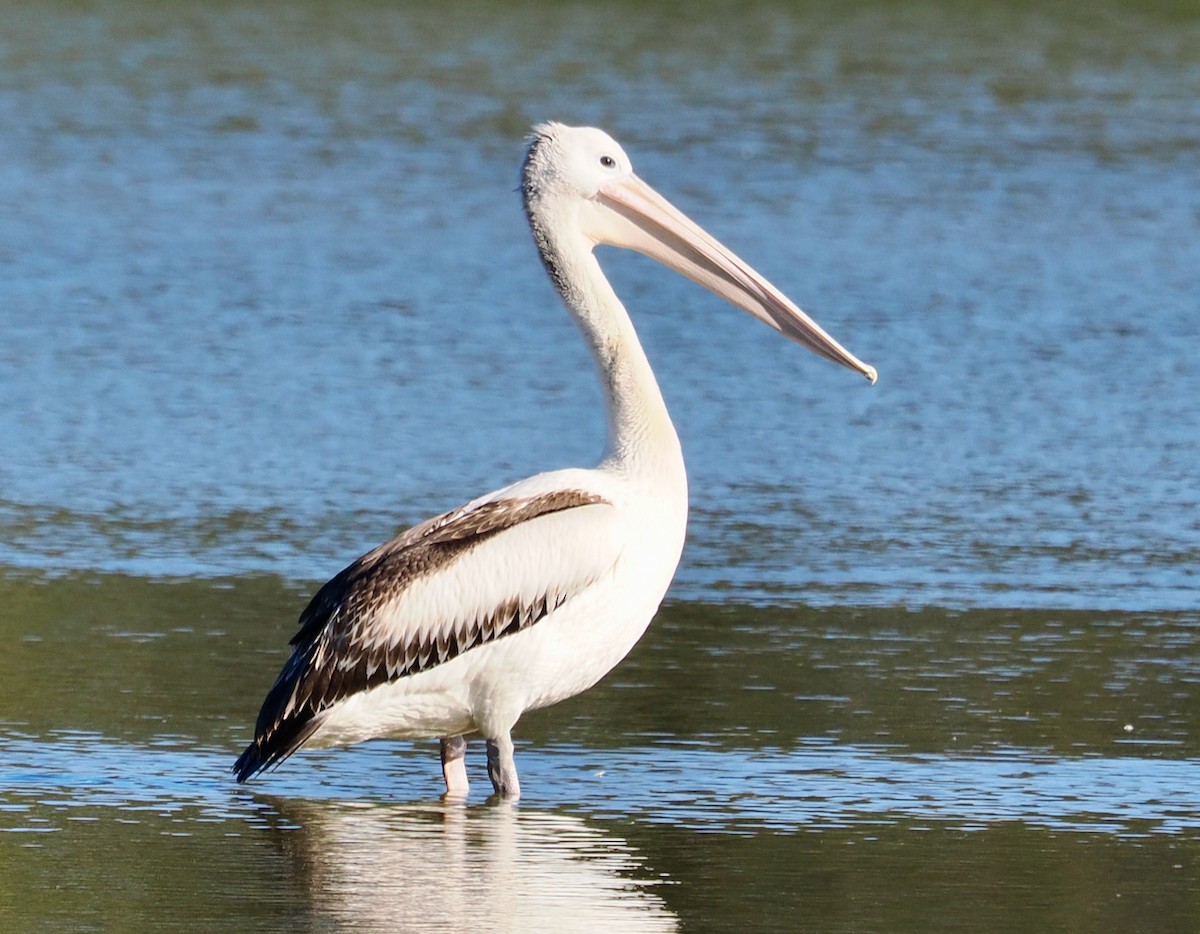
[1,1,1198,931]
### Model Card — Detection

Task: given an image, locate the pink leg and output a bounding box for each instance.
[440,735,469,797]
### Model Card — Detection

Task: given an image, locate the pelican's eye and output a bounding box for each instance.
[600,155,617,169]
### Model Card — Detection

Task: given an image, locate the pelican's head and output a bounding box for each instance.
[522,123,633,206]
[522,122,877,384]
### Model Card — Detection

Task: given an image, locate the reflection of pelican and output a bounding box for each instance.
[271,801,679,933]
[234,123,875,797]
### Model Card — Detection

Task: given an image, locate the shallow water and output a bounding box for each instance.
[3,577,1197,931]
[2,1,1199,931]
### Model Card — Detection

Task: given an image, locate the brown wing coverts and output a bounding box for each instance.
[233,490,608,780]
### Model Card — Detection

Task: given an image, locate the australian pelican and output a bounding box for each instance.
[233,123,876,798]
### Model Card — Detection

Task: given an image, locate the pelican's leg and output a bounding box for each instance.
[485,734,520,799]
[440,735,469,798]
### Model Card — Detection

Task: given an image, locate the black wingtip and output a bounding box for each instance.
[232,743,265,784]
[231,711,325,785]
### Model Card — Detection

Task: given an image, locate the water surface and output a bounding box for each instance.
[1,1,1198,931]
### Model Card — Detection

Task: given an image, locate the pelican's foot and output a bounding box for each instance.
[486,735,521,800]
[440,735,470,798]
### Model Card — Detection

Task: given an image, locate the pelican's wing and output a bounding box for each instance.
[233,488,618,780]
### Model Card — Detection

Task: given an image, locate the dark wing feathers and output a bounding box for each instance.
[233,490,607,781]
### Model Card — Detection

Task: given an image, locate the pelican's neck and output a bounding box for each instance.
[532,215,683,476]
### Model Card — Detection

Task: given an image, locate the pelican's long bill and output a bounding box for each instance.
[588,173,877,383]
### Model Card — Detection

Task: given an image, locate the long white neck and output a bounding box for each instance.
[530,211,684,480]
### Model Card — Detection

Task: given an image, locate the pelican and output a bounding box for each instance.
[233,123,876,799]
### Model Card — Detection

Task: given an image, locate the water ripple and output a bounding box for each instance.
[1,731,1194,839]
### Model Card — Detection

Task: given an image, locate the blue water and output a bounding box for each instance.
[2,4,1198,932]
[4,732,1196,838]
[1,1,1197,611]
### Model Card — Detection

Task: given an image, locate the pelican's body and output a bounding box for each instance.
[291,464,685,759]
[234,123,875,797]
